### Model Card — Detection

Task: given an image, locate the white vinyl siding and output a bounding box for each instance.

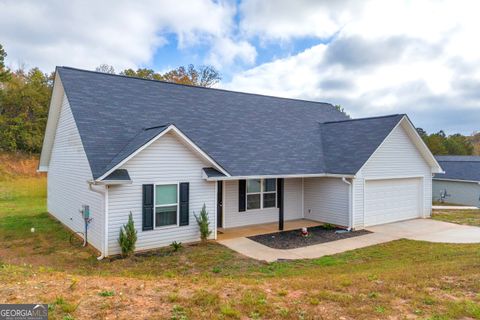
[284,178,303,220]
[303,177,349,226]
[107,132,216,255]
[352,178,364,227]
[353,121,432,228]
[47,93,104,251]
[432,180,480,207]
[223,178,303,228]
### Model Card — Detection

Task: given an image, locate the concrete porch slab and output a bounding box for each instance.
[217,219,321,241]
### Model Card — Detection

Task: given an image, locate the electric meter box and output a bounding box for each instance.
[82,205,90,219]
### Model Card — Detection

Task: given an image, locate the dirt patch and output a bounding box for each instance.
[248,226,371,249]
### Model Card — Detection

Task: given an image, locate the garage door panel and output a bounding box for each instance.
[365,178,422,226]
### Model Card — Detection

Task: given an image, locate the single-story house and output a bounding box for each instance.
[433,156,480,207]
[38,67,443,257]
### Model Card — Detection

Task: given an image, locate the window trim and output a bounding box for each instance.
[246,179,262,210]
[262,178,277,209]
[245,178,277,211]
[154,182,180,229]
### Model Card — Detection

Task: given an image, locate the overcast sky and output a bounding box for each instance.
[1,0,479,134]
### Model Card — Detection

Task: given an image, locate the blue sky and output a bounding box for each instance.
[1,0,480,135]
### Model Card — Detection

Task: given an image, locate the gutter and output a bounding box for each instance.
[206,173,356,181]
[341,177,353,231]
[88,181,108,260]
[433,178,480,184]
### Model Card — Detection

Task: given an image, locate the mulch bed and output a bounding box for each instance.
[248,226,372,249]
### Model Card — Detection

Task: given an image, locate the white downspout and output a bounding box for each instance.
[88,182,108,260]
[342,177,353,231]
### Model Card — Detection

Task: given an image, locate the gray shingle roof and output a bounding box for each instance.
[57,67,405,179]
[203,168,227,178]
[434,156,480,182]
[104,169,131,181]
[321,115,405,174]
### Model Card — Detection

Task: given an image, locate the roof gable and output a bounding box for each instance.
[97,124,230,181]
[320,114,405,174]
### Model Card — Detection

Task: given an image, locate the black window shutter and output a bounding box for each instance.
[277,178,283,208]
[238,180,246,212]
[179,182,189,226]
[142,184,154,231]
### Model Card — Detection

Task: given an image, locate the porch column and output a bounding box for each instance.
[278,178,284,230]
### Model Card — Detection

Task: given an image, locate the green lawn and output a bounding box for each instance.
[432,209,480,227]
[1,178,480,319]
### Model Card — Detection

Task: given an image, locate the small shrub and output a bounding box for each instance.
[321,223,336,230]
[211,266,221,273]
[170,241,182,252]
[194,204,212,242]
[118,212,137,257]
[99,290,115,297]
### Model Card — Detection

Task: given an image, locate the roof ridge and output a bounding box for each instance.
[57,66,336,107]
[321,114,404,124]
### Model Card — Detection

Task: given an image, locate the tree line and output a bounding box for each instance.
[0,44,220,154]
[416,128,475,155]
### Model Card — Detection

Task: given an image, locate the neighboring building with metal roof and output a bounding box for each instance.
[433,156,480,207]
[38,67,443,257]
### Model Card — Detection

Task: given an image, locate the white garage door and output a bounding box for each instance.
[365,178,423,226]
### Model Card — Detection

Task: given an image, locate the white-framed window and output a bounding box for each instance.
[155,183,179,227]
[246,178,276,210]
[262,178,277,208]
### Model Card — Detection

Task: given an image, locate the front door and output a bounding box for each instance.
[217,181,223,228]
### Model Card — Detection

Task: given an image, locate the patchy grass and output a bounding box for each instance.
[432,209,480,227]
[0,152,44,180]
[1,175,480,319]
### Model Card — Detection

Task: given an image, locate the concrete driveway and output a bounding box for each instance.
[366,218,480,243]
[219,219,480,262]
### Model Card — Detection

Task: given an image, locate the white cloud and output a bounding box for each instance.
[0,0,239,71]
[225,0,480,134]
[239,0,359,40]
[206,37,257,68]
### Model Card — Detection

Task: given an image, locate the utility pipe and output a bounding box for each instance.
[88,182,108,260]
[342,177,353,231]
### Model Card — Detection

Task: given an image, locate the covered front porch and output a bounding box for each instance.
[205,170,355,239]
[217,219,321,240]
